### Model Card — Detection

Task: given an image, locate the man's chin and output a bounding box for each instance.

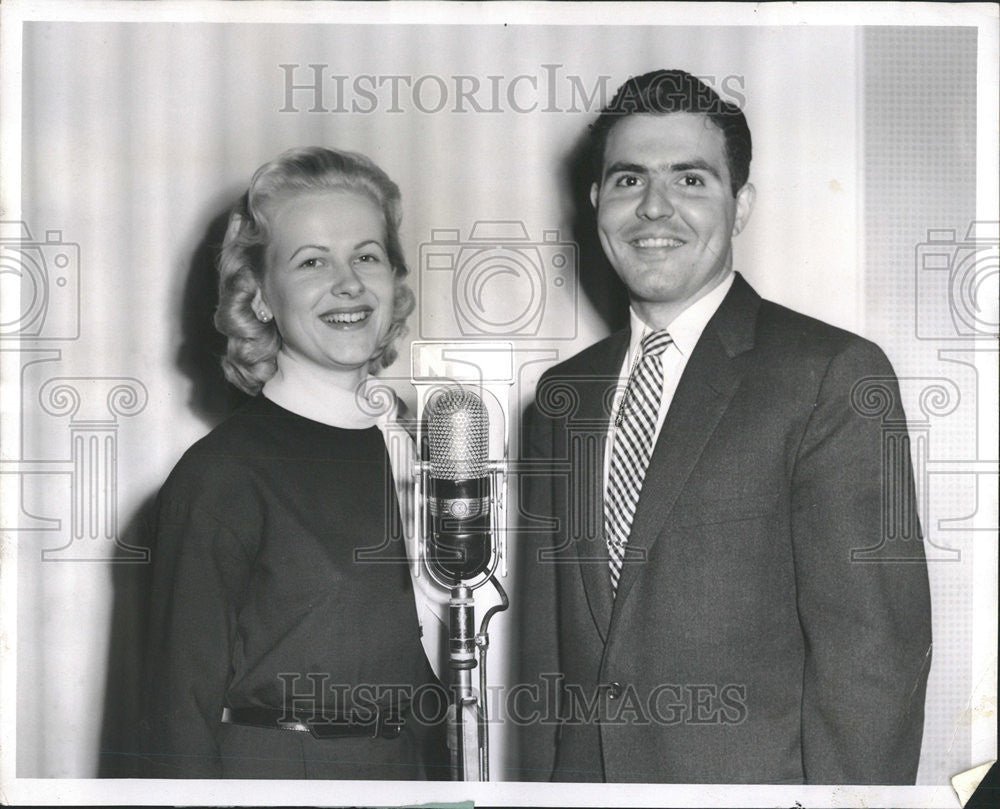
[619,263,689,295]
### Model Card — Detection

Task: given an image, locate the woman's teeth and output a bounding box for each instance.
[322,310,370,324]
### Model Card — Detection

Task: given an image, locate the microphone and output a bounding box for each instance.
[424,388,492,582]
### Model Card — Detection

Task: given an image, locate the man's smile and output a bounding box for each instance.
[630,236,686,249]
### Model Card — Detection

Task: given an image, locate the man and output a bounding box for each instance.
[517,69,932,784]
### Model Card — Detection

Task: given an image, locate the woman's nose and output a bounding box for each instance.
[331,263,364,296]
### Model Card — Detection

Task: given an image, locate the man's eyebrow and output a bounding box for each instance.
[602,161,648,182]
[671,160,722,181]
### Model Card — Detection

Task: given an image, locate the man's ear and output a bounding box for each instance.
[590,182,599,210]
[732,183,755,236]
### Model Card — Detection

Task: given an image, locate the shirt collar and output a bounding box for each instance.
[262,353,397,430]
[627,272,735,361]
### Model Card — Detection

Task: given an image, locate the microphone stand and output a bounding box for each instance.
[447,572,509,781]
[449,583,479,780]
[474,574,509,779]
[415,459,508,781]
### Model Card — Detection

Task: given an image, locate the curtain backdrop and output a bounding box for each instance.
[7,18,986,790]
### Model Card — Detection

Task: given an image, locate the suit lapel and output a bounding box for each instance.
[609,276,761,621]
[572,330,629,642]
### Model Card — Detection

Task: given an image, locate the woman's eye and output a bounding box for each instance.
[297,257,324,269]
[355,253,383,265]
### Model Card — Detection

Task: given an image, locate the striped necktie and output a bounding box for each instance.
[605,329,672,592]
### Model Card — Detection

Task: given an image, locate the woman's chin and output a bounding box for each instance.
[275,348,370,381]
[306,354,366,375]
[325,343,379,369]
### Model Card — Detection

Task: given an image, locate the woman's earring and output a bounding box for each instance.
[258,310,272,323]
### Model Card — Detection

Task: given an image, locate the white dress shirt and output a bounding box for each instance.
[603,272,735,493]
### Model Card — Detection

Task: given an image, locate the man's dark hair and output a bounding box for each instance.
[590,69,752,196]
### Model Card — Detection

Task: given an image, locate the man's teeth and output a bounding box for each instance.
[634,237,683,248]
[322,310,370,324]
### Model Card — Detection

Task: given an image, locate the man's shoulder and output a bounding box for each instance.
[538,329,628,382]
[753,298,890,369]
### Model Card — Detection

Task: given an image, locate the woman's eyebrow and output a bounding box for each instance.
[288,244,329,261]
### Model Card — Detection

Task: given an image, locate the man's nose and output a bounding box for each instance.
[636,181,675,220]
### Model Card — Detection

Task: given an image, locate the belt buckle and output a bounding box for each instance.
[298,708,404,740]
[306,714,351,740]
[277,716,309,732]
[377,709,405,739]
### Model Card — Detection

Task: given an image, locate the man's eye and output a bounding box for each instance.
[680,174,705,187]
[615,175,641,188]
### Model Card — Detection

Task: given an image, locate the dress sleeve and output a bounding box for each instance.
[790,339,932,783]
[140,495,256,778]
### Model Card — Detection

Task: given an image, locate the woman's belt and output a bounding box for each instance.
[221,705,405,739]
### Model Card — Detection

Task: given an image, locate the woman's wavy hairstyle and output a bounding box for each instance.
[214,146,416,395]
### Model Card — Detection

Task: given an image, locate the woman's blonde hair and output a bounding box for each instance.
[214,146,416,395]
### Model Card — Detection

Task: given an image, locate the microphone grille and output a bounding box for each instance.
[426,388,489,480]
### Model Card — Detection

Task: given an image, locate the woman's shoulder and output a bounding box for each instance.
[180,394,274,455]
[157,397,276,506]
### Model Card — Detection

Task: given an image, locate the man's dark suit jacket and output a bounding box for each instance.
[517,273,932,784]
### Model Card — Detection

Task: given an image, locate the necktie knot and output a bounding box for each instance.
[640,329,672,359]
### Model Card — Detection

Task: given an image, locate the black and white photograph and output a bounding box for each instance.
[0,2,996,807]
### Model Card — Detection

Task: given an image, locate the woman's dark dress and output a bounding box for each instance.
[141,395,448,779]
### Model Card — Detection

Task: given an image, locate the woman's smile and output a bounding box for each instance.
[319,305,374,327]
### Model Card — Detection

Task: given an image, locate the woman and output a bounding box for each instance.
[141,147,448,780]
